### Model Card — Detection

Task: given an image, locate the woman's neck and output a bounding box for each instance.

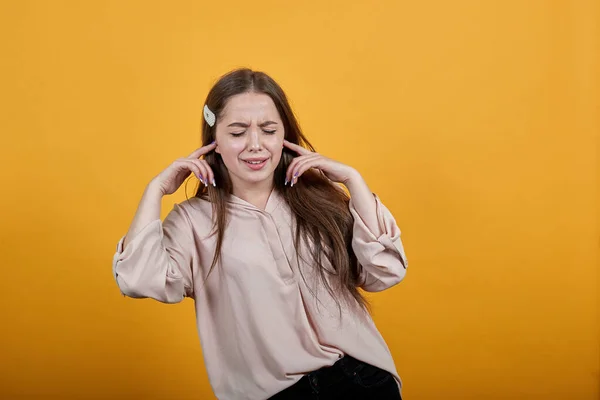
[231,179,274,210]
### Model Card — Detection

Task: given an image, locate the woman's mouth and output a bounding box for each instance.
[242,158,268,170]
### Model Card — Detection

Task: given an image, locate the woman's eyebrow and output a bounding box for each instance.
[227,122,249,128]
[227,121,278,128]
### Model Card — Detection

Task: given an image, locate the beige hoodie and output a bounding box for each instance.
[112,190,408,400]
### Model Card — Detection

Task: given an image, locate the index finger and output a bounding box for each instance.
[188,141,217,159]
[283,139,312,156]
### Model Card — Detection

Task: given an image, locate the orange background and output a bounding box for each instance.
[1,1,598,399]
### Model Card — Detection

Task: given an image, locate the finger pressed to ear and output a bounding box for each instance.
[188,148,204,159]
[188,141,217,159]
[283,139,311,156]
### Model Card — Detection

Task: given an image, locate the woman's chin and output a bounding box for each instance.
[234,170,276,186]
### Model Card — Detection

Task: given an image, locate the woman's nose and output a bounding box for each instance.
[247,128,262,151]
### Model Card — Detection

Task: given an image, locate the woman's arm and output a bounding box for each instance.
[281,140,408,292]
[113,143,216,302]
[345,171,408,292]
[344,169,382,237]
[122,182,163,250]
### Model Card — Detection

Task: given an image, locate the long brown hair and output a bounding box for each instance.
[195,68,369,314]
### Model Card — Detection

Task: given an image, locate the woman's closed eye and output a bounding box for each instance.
[230,129,277,137]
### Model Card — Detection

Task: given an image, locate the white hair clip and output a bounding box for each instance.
[203,104,216,127]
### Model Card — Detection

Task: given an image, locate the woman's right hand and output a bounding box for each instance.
[149,142,217,196]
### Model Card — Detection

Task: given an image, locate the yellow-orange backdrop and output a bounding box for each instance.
[1,1,598,399]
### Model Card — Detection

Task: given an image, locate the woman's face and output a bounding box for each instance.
[214,91,285,191]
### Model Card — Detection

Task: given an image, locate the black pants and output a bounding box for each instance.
[269,355,402,399]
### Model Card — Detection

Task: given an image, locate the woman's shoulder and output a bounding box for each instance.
[175,195,212,215]
[169,196,214,228]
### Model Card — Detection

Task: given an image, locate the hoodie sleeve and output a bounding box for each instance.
[349,194,408,292]
[112,203,196,303]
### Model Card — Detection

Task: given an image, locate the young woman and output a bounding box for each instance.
[113,68,408,400]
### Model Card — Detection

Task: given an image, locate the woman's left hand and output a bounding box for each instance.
[283,140,358,186]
